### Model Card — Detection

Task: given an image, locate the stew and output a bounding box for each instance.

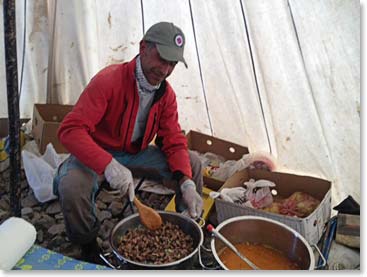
[219,242,300,270]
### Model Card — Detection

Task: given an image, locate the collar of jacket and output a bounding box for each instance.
[128,55,167,105]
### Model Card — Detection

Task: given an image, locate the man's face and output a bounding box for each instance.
[139,41,177,86]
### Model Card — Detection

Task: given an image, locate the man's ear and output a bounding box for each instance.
[139,40,146,55]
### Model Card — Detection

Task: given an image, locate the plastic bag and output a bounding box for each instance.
[210,160,238,181]
[210,152,277,181]
[22,143,69,203]
[243,179,275,209]
[209,187,247,203]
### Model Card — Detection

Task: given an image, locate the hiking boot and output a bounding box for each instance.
[80,239,105,266]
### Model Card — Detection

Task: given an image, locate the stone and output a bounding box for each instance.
[97,191,116,204]
[96,200,107,210]
[45,201,61,214]
[31,211,42,225]
[101,240,111,251]
[0,209,9,222]
[47,235,64,249]
[103,219,115,231]
[54,213,64,221]
[97,210,112,222]
[33,206,42,212]
[21,207,33,217]
[96,236,103,247]
[36,214,56,230]
[0,169,10,180]
[98,224,111,240]
[21,193,39,208]
[21,180,29,190]
[108,201,123,217]
[37,229,44,243]
[59,243,81,260]
[48,224,65,236]
[110,217,119,225]
[0,198,9,210]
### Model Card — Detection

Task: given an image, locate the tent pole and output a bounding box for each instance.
[2,0,22,217]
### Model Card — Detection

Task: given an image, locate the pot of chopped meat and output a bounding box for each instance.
[109,211,204,269]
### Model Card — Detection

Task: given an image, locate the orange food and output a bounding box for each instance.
[218,242,300,270]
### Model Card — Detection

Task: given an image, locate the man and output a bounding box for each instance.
[53,22,203,263]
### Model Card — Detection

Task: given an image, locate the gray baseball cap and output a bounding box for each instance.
[143,22,188,68]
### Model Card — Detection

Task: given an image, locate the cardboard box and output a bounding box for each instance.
[31,104,73,154]
[215,169,332,245]
[186,130,249,191]
[0,118,30,138]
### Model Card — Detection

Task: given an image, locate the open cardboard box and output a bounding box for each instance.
[186,130,249,191]
[215,168,332,245]
[32,104,74,154]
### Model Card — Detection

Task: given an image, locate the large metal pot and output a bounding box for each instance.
[210,216,321,270]
[108,211,204,269]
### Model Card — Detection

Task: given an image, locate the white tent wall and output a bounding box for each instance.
[241,0,360,205]
[95,0,142,67]
[0,0,6,117]
[243,0,341,203]
[288,0,360,204]
[142,0,211,134]
[190,0,270,152]
[0,0,360,207]
[20,0,49,114]
[47,0,101,104]
[0,0,49,119]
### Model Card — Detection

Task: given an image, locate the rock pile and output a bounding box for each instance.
[0,168,172,261]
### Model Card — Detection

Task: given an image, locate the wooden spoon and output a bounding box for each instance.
[133,197,163,230]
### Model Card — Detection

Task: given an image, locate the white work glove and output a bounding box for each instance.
[181,179,203,219]
[104,158,135,201]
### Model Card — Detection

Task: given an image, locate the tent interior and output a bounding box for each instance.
[0,0,361,270]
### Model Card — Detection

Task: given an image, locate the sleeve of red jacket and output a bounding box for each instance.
[157,84,192,179]
[58,76,113,175]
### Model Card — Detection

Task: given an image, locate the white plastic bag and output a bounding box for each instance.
[22,150,57,202]
[21,143,69,203]
[243,179,276,209]
[211,152,277,181]
[209,187,247,203]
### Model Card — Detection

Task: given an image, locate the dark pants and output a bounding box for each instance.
[53,145,203,244]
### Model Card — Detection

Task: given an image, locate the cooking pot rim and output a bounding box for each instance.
[211,215,315,270]
[110,211,204,268]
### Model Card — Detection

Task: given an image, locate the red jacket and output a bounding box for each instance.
[58,57,192,178]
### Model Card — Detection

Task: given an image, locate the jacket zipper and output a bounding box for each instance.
[123,90,136,149]
[147,112,157,142]
[118,101,128,137]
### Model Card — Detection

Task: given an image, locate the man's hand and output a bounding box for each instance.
[105,158,135,200]
[180,179,203,218]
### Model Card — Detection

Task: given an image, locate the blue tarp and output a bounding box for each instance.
[13,245,112,270]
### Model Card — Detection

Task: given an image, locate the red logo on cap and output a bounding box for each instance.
[174,35,183,47]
